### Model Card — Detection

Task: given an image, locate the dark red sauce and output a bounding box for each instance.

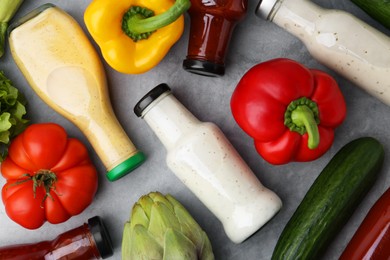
[183,0,248,76]
[0,216,113,260]
[340,188,390,260]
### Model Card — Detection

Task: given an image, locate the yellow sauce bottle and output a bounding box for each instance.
[8,4,145,181]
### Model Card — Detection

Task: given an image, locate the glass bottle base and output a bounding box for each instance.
[183,59,225,77]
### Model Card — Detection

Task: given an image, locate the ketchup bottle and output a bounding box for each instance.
[183,0,248,76]
[340,187,390,260]
[0,216,113,260]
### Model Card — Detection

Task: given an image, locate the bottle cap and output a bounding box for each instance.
[134,83,171,117]
[255,0,278,20]
[183,59,225,77]
[88,216,113,259]
[106,151,146,181]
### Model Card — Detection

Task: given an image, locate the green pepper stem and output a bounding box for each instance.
[291,106,320,149]
[122,0,190,41]
[284,97,320,149]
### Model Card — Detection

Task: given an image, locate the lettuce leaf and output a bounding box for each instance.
[0,71,28,161]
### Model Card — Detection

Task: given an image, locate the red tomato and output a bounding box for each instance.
[1,123,98,229]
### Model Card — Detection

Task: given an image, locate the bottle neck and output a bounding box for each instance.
[270,0,325,32]
[142,93,201,149]
[0,224,101,260]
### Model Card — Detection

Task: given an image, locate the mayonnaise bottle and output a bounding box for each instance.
[8,4,145,181]
[256,0,390,106]
[134,84,282,244]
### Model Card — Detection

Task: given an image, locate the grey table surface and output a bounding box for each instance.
[1,0,390,259]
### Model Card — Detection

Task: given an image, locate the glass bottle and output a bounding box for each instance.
[134,84,282,244]
[183,0,248,77]
[0,216,113,260]
[340,187,390,260]
[256,0,390,106]
[8,4,145,181]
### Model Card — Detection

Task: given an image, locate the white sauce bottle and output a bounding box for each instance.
[134,84,282,244]
[256,0,390,105]
[8,4,145,181]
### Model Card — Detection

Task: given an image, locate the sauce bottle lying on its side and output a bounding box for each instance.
[134,83,282,244]
[340,187,390,260]
[0,216,113,260]
[8,4,145,182]
[256,0,390,106]
[183,0,248,77]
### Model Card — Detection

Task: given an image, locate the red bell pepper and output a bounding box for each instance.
[340,187,390,260]
[230,58,346,165]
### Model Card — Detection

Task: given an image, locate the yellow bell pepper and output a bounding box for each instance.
[84,0,190,74]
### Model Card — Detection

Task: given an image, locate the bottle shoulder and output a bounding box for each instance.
[165,122,225,151]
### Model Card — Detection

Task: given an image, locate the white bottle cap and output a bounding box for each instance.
[255,0,278,20]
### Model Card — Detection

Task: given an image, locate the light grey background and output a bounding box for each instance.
[1,0,389,259]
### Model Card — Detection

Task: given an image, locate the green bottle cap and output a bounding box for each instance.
[106,151,146,182]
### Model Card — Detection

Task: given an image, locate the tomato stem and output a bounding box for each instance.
[9,170,59,207]
[32,170,58,202]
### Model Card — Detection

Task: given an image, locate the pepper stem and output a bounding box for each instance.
[122,0,191,42]
[284,97,320,149]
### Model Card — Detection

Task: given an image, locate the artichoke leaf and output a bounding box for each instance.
[138,194,155,220]
[163,228,198,260]
[122,222,132,258]
[130,203,150,229]
[150,192,175,212]
[122,223,163,260]
[148,201,181,245]
[168,195,204,247]
[199,232,215,260]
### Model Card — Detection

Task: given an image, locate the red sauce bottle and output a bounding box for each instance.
[340,187,390,260]
[0,216,113,260]
[183,0,248,76]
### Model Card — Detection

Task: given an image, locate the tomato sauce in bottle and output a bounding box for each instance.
[340,187,390,260]
[183,0,248,76]
[0,216,113,260]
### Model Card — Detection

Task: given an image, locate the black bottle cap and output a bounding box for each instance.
[183,59,225,77]
[88,216,114,259]
[134,83,171,117]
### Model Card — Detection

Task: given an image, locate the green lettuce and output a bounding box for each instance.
[0,71,28,161]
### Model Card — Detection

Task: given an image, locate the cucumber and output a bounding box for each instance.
[272,137,384,260]
[351,0,390,30]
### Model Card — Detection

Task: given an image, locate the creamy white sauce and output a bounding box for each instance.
[270,0,390,105]
[9,6,139,171]
[142,93,282,243]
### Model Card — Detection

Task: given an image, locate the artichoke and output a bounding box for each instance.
[122,192,215,260]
